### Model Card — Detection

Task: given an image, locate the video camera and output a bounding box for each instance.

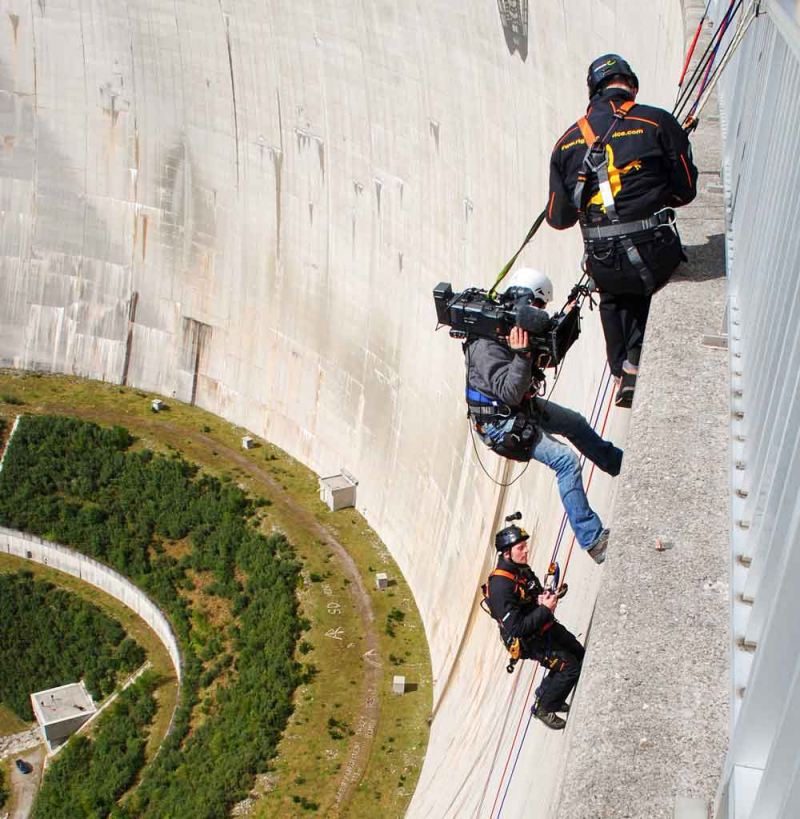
[433,282,584,367]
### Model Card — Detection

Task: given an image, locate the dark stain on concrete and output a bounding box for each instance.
[8,12,19,43]
[429,120,440,151]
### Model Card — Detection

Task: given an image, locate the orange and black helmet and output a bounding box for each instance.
[587,54,639,98]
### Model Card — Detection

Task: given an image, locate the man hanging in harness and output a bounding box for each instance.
[486,519,585,730]
[547,54,698,407]
[465,267,622,564]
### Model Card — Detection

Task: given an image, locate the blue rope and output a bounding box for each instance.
[495,364,614,818]
[495,709,537,818]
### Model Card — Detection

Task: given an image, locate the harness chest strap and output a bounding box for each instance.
[488,569,527,598]
[575,100,656,294]
[486,569,554,634]
[575,99,636,220]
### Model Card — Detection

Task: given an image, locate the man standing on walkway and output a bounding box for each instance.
[547,54,698,407]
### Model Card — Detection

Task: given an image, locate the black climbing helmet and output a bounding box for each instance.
[587,54,639,98]
[495,524,529,553]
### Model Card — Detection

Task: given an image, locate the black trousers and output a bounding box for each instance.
[598,291,651,376]
[586,226,684,377]
[522,621,585,712]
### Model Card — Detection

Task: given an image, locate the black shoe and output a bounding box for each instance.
[556,702,570,714]
[534,707,566,731]
[615,371,636,408]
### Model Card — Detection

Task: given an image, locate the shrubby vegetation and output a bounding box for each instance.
[385,607,406,638]
[0,766,7,811]
[0,571,146,720]
[31,671,159,819]
[0,415,303,817]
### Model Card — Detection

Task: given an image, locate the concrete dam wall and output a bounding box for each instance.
[0,1,685,815]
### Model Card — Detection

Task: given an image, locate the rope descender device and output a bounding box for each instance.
[543,561,568,600]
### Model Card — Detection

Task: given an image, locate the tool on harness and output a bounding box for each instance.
[572,100,682,295]
[481,565,538,674]
[466,387,539,463]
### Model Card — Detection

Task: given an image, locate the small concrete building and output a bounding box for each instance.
[319,471,358,512]
[392,675,406,695]
[375,572,389,590]
[31,682,96,752]
[151,399,163,412]
[242,435,254,450]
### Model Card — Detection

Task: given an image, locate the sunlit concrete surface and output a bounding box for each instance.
[0,2,723,816]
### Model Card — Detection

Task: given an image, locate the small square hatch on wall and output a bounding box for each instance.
[319,470,358,512]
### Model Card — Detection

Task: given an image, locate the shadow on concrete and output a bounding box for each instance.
[497,0,529,61]
[675,232,727,283]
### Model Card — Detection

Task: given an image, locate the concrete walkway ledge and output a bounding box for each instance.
[553,5,730,818]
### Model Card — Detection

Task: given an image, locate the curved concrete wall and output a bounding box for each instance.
[0,528,182,680]
[0,2,684,815]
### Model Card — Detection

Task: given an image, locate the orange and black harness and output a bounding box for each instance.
[572,100,676,294]
[481,568,554,674]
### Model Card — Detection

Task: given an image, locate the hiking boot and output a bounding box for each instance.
[534,707,566,731]
[556,701,570,714]
[587,529,610,564]
[615,370,636,408]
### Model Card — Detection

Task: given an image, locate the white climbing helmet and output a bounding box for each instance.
[498,267,553,305]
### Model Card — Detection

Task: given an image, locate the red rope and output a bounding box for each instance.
[485,378,616,816]
[485,661,543,819]
[678,1,711,87]
[559,381,617,584]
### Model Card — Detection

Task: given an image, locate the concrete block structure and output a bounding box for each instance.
[375,572,388,591]
[241,436,254,450]
[392,676,406,695]
[319,474,357,512]
[31,682,96,752]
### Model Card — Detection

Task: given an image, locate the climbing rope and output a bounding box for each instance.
[676,0,713,99]
[673,0,742,120]
[487,208,548,300]
[474,7,766,804]
[674,0,761,127]
[493,373,617,819]
[687,0,761,123]
[478,365,613,818]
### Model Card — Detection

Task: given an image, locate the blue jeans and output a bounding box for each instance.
[478,400,622,549]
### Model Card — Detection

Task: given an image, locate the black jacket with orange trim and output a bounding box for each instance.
[487,556,553,640]
[547,87,698,230]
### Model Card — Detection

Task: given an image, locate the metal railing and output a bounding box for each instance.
[714,1,800,816]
